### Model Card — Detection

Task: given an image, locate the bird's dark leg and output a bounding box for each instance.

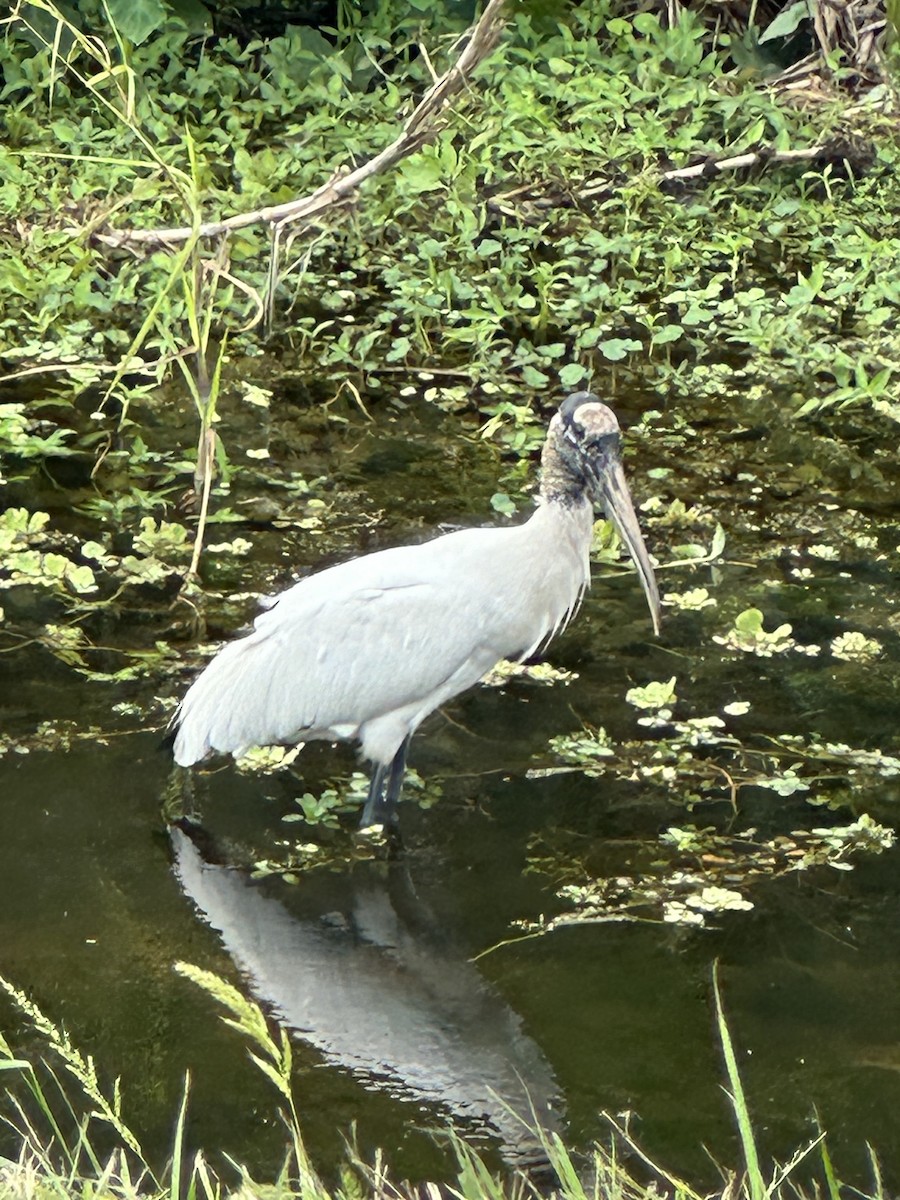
[359,735,411,831]
[359,761,388,830]
[383,734,411,828]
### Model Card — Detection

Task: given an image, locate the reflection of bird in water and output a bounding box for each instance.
[171,824,562,1174]
[171,393,659,830]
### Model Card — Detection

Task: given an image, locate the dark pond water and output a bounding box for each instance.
[1,383,899,1189]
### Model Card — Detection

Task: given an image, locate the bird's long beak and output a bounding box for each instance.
[593,456,661,636]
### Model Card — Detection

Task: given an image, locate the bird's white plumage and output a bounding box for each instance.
[173,497,594,769]
[171,392,662,832]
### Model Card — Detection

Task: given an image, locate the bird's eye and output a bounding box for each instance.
[588,431,620,453]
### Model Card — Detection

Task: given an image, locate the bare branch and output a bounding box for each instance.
[655,145,827,185]
[98,0,507,249]
[487,137,867,219]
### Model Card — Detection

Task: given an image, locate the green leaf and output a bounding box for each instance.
[42,554,69,580]
[167,0,213,34]
[650,323,683,346]
[734,608,765,634]
[521,364,550,387]
[559,363,587,388]
[626,677,677,711]
[632,12,661,35]
[760,0,809,43]
[682,306,715,326]
[759,772,809,796]
[597,337,641,362]
[385,336,410,363]
[398,156,443,193]
[65,564,98,594]
[105,0,168,44]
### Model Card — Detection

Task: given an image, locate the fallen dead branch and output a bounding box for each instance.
[657,144,826,184]
[486,134,876,219]
[98,0,507,250]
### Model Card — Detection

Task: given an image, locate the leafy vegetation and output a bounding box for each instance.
[508,664,899,931]
[1,0,900,1193]
[4,0,900,424]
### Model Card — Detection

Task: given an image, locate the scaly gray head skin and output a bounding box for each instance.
[543,391,661,636]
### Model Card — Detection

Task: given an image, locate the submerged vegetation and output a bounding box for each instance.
[2,0,900,1193]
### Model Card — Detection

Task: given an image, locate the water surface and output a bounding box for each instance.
[1,385,898,1188]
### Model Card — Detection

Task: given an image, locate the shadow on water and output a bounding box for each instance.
[1,384,899,1189]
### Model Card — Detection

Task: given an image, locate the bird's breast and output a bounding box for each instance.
[440,500,593,661]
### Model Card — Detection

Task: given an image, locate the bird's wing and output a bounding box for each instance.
[172,535,521,766]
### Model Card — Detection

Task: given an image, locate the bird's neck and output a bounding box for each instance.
[539,436,587,508]
[524,483,594,617]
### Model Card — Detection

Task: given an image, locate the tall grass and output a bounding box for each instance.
[5,2,263,577]
[0,965,887,1200]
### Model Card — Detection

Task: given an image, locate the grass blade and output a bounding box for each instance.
[712,961,766,1200]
